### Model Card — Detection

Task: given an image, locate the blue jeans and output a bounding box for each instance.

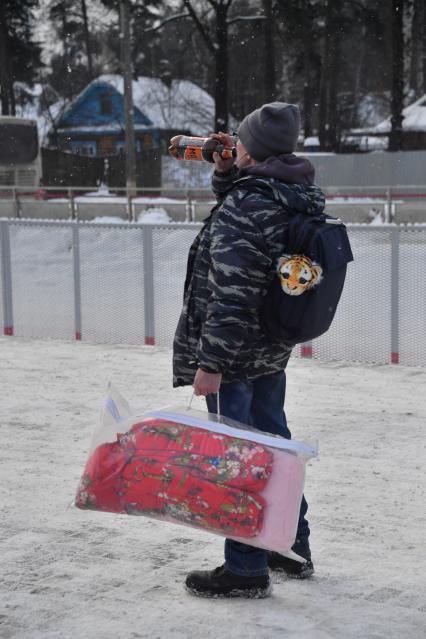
[206,370,309,577]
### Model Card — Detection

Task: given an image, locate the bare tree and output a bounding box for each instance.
[423,0,426,93]
[181,1,268,130]
[182,0,233,131]
[318,0,342,151]
[80,0,93,79]
[301,0,314,138]
[262,0,276,103]
[274,0,321,141]
[389,0,404,151]
[408,0,425,97]
[0,5,13,115]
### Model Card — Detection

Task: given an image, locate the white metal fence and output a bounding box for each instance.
[1,219,425,367]
[162,151,426,188]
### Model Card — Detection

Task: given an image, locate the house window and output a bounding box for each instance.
[100,95,112,115]
[116,140,141,154]
[70,141,97,156]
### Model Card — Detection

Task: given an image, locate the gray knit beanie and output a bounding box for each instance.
[237,102,300,161]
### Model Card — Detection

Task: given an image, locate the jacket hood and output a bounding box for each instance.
[242,154,315,186]
[237,163,325,216]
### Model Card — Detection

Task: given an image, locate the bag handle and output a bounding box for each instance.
[187,391,221,420]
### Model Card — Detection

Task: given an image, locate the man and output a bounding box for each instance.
[173,102,325,598]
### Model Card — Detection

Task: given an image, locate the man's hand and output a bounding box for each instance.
[193,368,222,396]
[211,131,236,173]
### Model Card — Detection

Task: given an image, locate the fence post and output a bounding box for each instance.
[72,223,82,341]
[0,220,14,336]
[300,341,313,358]
[185,189,194,222]
[385,187,392,223]
[12,187,21,219]
[126,188,135,222]
[390,226,400,364]
[69,188,76,220]
[143,226,155,345]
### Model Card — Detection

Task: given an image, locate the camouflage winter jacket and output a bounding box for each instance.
[172,157,326,387]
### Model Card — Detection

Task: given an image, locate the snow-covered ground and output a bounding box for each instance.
[0,338,425,639]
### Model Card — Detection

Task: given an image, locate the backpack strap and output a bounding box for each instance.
[287,215,322,255]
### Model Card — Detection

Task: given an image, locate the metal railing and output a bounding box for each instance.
[0,186,203,222]
[0,218,425,367]
[1,184,426,222]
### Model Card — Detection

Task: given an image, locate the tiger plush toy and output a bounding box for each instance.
[277,254,323,297]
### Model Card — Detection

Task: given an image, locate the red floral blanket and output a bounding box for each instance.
[76,418,273,538]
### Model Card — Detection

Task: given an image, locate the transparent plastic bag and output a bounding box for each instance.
[75,385,317,560]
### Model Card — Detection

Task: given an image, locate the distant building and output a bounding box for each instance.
[346,94,426,151]
[303,136,320,153]
[45,75,221,157]
[36,76,231,186]
[47,80,160,157]
[372,94,426,150]
[92,75,221,152]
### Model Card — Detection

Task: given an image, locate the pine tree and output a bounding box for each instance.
[0,0,42,115]
[46,0,132,97]
[408,0,425,98]
[47,0,89,98]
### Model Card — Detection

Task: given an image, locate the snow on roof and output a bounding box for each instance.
[374,94,426,133]
[95,74,218,136]
[13,75,235,145]
[303,136,320,146]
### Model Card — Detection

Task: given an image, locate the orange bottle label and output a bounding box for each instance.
[183,146,204,161]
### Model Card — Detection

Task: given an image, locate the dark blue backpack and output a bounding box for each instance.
[260,208,354,346]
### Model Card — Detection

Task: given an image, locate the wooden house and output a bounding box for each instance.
[49,81,160,157]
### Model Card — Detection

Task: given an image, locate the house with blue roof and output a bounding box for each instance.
[49,80,160,157]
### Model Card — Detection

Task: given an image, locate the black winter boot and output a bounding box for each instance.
[267,549,314,579]
[185,565,271,598]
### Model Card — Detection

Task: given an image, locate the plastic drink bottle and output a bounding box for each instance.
[168,135,236,163]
